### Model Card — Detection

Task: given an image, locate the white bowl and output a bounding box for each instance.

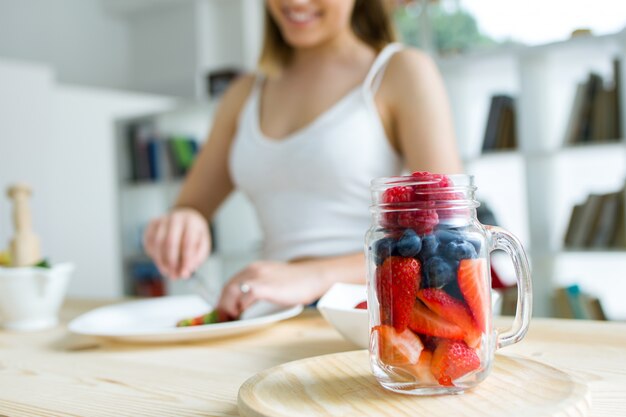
[317,283,503,349]
[317,283,369,348]
[0,263,74,331]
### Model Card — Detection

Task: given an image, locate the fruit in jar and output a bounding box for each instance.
[408,300,464,340]
[458,258,489,333]
[396,228,422,257]
[372,237,397,265]
[431,339,480,386]
[417,288,481,348]
[423,256,456,288]
[376,256,421,331]
[373,324,424,366]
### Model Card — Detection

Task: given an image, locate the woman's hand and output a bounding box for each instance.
[217,253,366,319]
[217,261,325,319]
[143,207,211,279]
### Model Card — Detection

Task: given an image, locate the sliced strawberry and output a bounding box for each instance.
[354,301,367,309]
[431,339,481,386]
[417,289,482,348]
[376,257,421,331]
[408,300,464,340]
[373,325,424,366]
[404,350,437,384]
[458,258,489,333]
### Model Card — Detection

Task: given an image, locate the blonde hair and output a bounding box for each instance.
[258,0,397,75]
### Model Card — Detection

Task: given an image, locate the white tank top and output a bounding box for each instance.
[229,43,404,261]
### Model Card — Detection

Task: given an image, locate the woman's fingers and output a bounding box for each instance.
[161,215,183,278]
[217,281,243,319]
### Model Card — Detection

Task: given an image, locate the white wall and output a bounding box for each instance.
[0,0,132,90]
[0,59,176,298]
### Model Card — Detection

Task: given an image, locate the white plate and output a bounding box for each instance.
[68,295,303,343]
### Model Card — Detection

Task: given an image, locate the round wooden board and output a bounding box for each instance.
[238,350,590,417]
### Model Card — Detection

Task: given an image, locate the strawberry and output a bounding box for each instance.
[408,300,464,340]
[354,301,367,309]
[417,289,482,348]
[376,257,421,331]
[404,350,437,384]
[431,339,481,386]
[458,258,489,333]
[373,325,424,366]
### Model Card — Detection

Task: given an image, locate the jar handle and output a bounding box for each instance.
[485,225,533,349]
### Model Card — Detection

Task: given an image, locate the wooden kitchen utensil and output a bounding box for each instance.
[7,183,41,267]
[239,350,591,417]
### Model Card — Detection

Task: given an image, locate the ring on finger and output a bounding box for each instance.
[239,282,252,294]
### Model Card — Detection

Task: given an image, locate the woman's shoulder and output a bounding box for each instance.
[220,73,258,108]
[383,46,441,90]
[212,73,260,123]
[375,46,445,107]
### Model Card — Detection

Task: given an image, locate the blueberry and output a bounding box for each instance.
[443,240,477,261]
[435,229,463,244]
[423,256,456,288]
[465,234,482,253]
[397,229,422,257]
[373,237,397,265]
[420,234,439,259]
[444,280,464,301]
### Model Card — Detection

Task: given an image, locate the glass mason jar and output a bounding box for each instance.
[365,173,532,395]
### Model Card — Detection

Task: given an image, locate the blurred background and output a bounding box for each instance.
[0,0,625,320]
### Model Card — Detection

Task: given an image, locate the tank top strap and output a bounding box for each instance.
[363,42,404,94]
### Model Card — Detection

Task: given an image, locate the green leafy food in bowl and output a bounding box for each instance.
[34,259,52,269]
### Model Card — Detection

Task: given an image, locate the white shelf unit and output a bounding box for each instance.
[439,31,626,318]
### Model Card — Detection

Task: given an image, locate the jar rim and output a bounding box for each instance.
[370,173,476,189]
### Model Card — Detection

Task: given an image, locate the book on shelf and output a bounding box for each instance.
[553,285,607,320]
[590,190,622,248]
[126,123,162,182]
[613,187,626,248]
[563,183,626,250]
[564,193,605,248]
[482,94,517,153]
[563,58,623,146]
[165,137,199,178]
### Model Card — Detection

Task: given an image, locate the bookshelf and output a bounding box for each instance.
[439,30,626,319]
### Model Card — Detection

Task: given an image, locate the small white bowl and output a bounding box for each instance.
[0,263,74,331]
[317,283,369,348]
[317,283,503,349]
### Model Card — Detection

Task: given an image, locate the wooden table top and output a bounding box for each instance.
[0,299,625,417]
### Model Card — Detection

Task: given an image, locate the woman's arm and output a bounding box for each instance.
[379,48,463,174]
[143,75,256,279]
[218,252,365,318]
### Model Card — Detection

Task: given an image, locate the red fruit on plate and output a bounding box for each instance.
[458,258,489,333]
[408,300,464,340]
[355,301,367,309]
[431,339,481,386]
[373,324,424,366]
[417,289,482,348]
[376,257,421,332]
